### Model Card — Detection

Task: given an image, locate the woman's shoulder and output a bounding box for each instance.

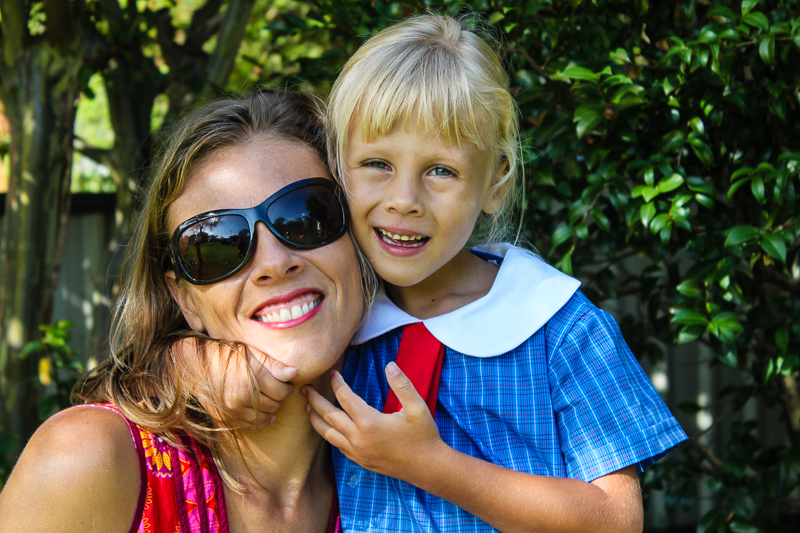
[0,405,142,533]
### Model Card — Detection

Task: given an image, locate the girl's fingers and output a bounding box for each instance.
[246,346,296,402]
[330,370,375,422]
[307,404,349,451]
[384,362,427,415]
[304,384,358,435]
[246,344,298,383]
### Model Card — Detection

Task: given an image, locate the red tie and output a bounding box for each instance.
[382,322,445,419]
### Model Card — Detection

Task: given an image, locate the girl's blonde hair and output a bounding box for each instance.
[327,13,521,244]
[75,88,374,489]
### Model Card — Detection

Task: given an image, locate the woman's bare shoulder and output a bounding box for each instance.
[0,405,142,533]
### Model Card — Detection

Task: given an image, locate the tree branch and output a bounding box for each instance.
[73,137,116,169]
[43,0,78,47]
[185,0,225,51]
[0,0,30,66]
[205,0,256,89]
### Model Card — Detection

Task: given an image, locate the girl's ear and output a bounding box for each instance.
[165,271,205,332]
[481,160,511,215]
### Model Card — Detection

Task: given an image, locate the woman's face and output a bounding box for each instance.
[165,138,363,384]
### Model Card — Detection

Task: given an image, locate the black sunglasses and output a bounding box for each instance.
[169,177,348,285]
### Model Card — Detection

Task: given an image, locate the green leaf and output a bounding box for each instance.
[575,113,604,138]
[761,232,787,262]
[609,48,630,64]
[775,326,789,352]
[689,117,705,135]
[640,202,656,228]
[591,208,611,232]
[714,345,738,367]
[688,137,715,166]
[708,6,738,19]
[677,325,706,344]
[677,279,704,298]
[731,167,755,181]
[660,223,672,245]
[650,213,670,234]
[759,35,775,64]
[672,310,707,325]
[751,176,765,203]
[657,173,684,193]
[695,193,715,209]
[711,312,740,323]
[562,66,598,82]
[727,178,752,199]
[281,13,307,30]
[557,250,573,276]
[575,221,589,240]
[21,341,44,358]
[551,225,575,248]
[659,130,685,153]
[724,225,760,246]
[641,186,660,202]
[743,12,769,31]
[741,0,761,17]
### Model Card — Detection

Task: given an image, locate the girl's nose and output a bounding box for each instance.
[383,175,424,216]
[247,223,303,282]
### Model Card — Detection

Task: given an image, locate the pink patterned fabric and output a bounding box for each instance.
[86,404,340,532]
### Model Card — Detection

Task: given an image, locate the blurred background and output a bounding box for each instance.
[1,1,800,531]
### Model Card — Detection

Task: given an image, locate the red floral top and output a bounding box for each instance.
[90,404,341,533]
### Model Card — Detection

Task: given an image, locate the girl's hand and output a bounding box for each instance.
[303,362,446,482]
[173,337,298,429]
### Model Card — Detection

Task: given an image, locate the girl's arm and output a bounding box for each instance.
[304,364,643,533]
[0,407,141,533]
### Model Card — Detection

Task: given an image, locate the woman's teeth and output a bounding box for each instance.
[255,299,319,323]
[378,228,428,246]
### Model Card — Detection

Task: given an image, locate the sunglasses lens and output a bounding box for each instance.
[178,215,251,281]
[268,185,345,246]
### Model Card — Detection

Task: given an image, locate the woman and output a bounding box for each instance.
[0,89,364,532]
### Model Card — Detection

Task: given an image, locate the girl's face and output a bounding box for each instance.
[343,119,501,289]
[165,139,363,385]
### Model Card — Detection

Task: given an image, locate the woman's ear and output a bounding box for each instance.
[165,270,205,332]
[481,160,511,215]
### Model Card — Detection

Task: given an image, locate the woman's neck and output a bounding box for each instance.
[385,248,499,320]
[217,371,336,499]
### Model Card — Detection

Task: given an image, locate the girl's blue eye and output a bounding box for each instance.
[430,166,454,177]
[366,160,389,170]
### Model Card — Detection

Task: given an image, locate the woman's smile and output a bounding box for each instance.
[251,289,324,327]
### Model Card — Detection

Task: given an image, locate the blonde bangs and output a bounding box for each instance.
[351,54,488,151]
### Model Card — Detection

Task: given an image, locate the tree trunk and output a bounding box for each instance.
[0,41,82,453]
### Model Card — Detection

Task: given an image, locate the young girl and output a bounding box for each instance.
[302,13,688,533]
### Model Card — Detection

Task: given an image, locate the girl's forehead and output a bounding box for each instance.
[348,107,489,153]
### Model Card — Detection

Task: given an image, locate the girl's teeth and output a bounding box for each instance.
[380,229,425,241]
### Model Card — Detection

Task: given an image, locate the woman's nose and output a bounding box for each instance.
[383,174,424,216]
[247,223,303,282]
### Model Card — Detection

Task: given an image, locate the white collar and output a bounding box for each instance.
[353,244,581,357]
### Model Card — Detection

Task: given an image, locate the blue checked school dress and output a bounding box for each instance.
[334,244,688,533]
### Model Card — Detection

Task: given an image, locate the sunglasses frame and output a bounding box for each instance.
[169,177,349,285]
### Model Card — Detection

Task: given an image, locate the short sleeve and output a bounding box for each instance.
[548,303,687,482]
